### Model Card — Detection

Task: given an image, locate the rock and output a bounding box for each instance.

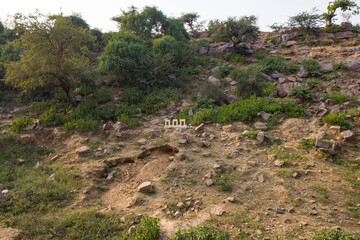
[1,189,9,194]
[329,126,341,135]
[176,153,187,161]
[341,130,354,140]
[278,77,286,84]
[34,161,43,168]
[95,152,102,158]
[297,69,309,78]
[103,122,113,131]
[127,196,144,208]
[17,158,26,164]
[228,95,240,103]
[205,179,214,186]
[137,181,154,193]
[48,173,56,181]
[292,172,299,178]
[128,226,136,235]
[309,211,318,216]
[227,197,235,203]
[274,208,285,214]
[247,161,257,166]
[195,123,205,132]
[261,112,271,120]
[177,202,185,209]
[335,31,353,39]
[274,160,285,167]
[179,138,188,144]
[213,164,222,172]
[213,208,225,216]
[347,60,360,71]
[256,132,265,143]
[76,146,91,157]
[286,40,297,47]
[202,152,211,157]
[253,122,268,130]
[341,22,353,31]
[74,95,82,102]
[320,64,333,73]
[174,211,183,217]
[258,174,265,183]
[113,122,129,131]
[104,149,113,154]
[200,141,211,148]
[315,139,330,149]
[208,76,221,87]
[138,138,147,145]
[267,154,277,161]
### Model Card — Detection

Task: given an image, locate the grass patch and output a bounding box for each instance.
[152,137,170,146]
[213,173,233,192]
[311,184,330,204]
[299,138,316,150]
[323,92,348,104]
[172,225,230,240]
[270,146,306,167]
[323,113,350,130]
[313,229,359,240]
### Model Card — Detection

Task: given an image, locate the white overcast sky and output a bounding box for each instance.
[1,0,360,32]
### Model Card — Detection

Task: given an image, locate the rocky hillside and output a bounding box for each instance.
[1,25,360,240]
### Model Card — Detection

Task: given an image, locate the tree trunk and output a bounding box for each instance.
[59,80,75,106]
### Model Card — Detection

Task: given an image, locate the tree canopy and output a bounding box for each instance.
[323,0,360,26]
[180,12,200,31]
[211,16,259,52]
[2,12,93,104]
[112,6,189,42]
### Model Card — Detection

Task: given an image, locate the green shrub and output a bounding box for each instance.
[11,117,33,133]
[323,113,350,129]
[323,25,342,33]
[323,92,348,104]
[224,53,247,64]
[94,89,113,104]
[230,66,264,98]
[313,229,359,240]
[39,106,66,127]
[213,173,233,192]
[198,82,228,106]
[243,130,261,139]
[333,62,348,71]
[64,118,99,132]
[289,86,314,100]
[213,65,234,79]
[172,225,230,240]
[121,88,144,105]
[259,56,287,74]
[299,138,316,150]
[288,61,301,74]
[197,97,216,109]
[123,217,160,240]
[302,59,320,76]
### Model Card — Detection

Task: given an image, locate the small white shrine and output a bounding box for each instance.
[164,119,187,128]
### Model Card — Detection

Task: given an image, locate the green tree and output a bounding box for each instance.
[99,32,149,85]
[112,6,189,41]
[288,8,323,34]
[68,13,90,29]
[211,16,259,52]
[180,12,200,31]
[323,0,360,26]
[2,12,93,104]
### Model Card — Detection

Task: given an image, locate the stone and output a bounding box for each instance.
[341,130,354,140]
[202,152,211,157]
[34,161,43,168]
[261,112,271,120]
[179,138,188,144]
[292,172,299,178]
[274,208,285,214]
[267,154,277,161]
[297,69,309,78]
[113,122,128,131]
[335,31,353,39]
[329,126,341,135]
[286,40,297,47]
[208,76,221,87]
[320,64,333,73]
[48,173,56,181]
[256,132,265,143]
[195,123,205,132]
[138,138,147,145]
[200,141,211,148]
[17,158,26,164]
[177,202,185,209]
[227,197,235,203]
[76,146,91,157]
[95,152,102,158]
[274,160,285,167]
[137,181,154,193]
[128,226,136,235]
[258,174,265,183]
[253,121,268,130]
[278,77,286,84]
[103,122,113,131]
[347,60,360,71]
[341,22,353,31]
[127,196,144,208]
[176,153,187,161]
[1,189,9,194]
[104,149,113,154]
[247,161,257,166]
[213,208,225,216]
[174,211,183,217]
[309,211,318,216]
[213,164,222,171]
[205,178,214,186]
[315,139,330,149]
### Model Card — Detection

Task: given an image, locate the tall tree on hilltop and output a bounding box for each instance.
[323,0,360,26]
[2,12,93,104]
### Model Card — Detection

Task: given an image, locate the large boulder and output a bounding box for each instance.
[208,76,221,87]
[137,181,154,193]
[347,60,360,71]
[341,22,353,32]
[335,31,353,39]
[320,64,333,73]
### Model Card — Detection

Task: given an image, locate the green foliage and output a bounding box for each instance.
[123,217,160,240]
[288,61,301,74]
[180,12,200,31]
[190,97,304,125]
[198,82,228,106]
[64,118,99,132]
[172,225,230,240]
[288,8,323,34]
[323,24,343,33]
[333,62,348,71]
[269,22,286,32]
[230,66,264,98]
[259,56,287,74]
[3,12,93,103]
[323,113,350,129]
[94,88,113,104]
[323,0,360,27]
[197,97,216,109]
[270,146,305,166]
[11,117,33,133]
[99,32,148,85]
[289,86,314,100]
[213,65,234,79]
[243,130,261,139]
[302,59,320,76]
[112,6,189,41]
[313,229,359,240]
[211,16,259,52]
[213,174,233,192]
[299,138,316,150]
[323,92,348,104]
[224,53,247,64]
[121,88,144,105]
